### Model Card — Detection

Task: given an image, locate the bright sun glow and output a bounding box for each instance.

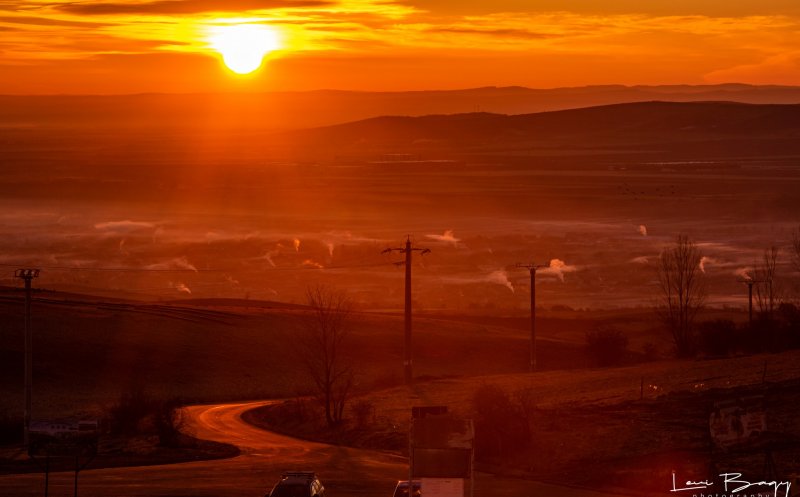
[209,24,280,75]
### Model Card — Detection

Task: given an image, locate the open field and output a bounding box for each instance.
[0,289,603,419]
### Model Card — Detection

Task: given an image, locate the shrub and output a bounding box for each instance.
[350,399,374,429]
[778,303,800,349]
[744,317,790,354]
[697,319,737,357]
[271,397,312,426]
[642,342,660,361]
[107,388,153,436]
[472,384,530,459]
[0,411,21,445]
[154,399,188,448]
[585,328,629,367]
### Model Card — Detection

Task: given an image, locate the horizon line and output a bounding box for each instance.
[2,82,799,98]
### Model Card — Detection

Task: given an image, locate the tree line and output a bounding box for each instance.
[657,227,800,358]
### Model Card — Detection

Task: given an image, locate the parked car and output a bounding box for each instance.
[392,480,421,497]
[267,471,325,497]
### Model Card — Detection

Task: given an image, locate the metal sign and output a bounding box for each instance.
[28,419,99,458]
[710,396,766,449]
[421,478,464,497]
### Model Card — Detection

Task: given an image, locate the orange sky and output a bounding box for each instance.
[1,0,799,93]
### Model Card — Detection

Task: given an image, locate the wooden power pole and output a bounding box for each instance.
[383,237,429,384]
[517,263,545,372]
[15,268,39,448]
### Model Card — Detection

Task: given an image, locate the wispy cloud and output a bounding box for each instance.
[441,268,515,292]
[57,0,332,15]
[486,269,514,293]
[426,229,461,245]
[0,15,110,27]
[539,258,577,282]
[699,256,715,273]
[426,26,555,40]
[172,282,192,294]
[3,1,800,91]
[705,50,800,85]
[146,256,198,272]
[94,220,157,232]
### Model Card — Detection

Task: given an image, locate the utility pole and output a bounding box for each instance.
[517,263,545,372]
[383,236,430,384]
[15,268,39,448]
[738,277,766,327]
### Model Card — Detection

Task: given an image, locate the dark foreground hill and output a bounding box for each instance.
[0,288,595,417]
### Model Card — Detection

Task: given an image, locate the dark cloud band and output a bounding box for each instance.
[58,0,333,15]
[0,15,111,27]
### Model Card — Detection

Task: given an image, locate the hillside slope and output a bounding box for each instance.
[291,101,800,155]
[0,289,591,417]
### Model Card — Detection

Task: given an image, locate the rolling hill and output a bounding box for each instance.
[0,288,597,418]
[289,101,800,156]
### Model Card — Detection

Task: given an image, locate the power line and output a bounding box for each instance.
[738,277,767,326]
[14,268,38,449]
[0,260,397,274]
[0,264,221,273]
[516,262,546,373]
[383,236,430,385]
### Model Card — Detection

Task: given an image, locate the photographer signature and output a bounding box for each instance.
[671,471,791,497]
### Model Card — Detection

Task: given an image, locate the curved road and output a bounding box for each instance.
[0,401,626,496]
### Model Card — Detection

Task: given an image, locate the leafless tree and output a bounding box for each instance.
[754,246,780,320]
[300,285,354,427]
[791,226,800,273]
[657,234,706,357]
[791,227,800,301]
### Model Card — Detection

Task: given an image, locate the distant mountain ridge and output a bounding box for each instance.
[2,84,800,132]
[312,100,800,136]
[3,97,800,165]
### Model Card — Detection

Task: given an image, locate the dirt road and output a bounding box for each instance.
[0,401,629,496]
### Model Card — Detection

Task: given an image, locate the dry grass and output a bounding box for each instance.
[361,349,800,422]
[0,289,597,418]
[337,349,800,491]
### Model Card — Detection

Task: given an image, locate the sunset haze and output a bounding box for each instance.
[2,0,800,93]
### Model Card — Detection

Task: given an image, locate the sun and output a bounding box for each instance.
[209,24,280,75]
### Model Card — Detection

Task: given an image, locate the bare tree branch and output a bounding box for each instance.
[298,284,354,428]
[754,246,780,320]
[791,226,800,273]
[656,234,706,357]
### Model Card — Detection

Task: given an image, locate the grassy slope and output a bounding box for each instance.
[247,348,800,492]
[0,289,596,418]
